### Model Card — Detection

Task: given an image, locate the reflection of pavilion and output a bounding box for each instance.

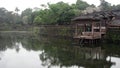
[39,44,114,68]
[69,47,112,68]
[60,46,114,68]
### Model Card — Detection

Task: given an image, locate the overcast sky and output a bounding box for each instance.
[0,0,119,12]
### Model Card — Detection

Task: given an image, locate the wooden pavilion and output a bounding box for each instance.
[71,10,120,44]
[72,15,106,40]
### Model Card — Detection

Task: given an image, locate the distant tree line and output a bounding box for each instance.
[0,0,120,25]
[0,7,21,26]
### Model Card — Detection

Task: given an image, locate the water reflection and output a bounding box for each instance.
[0,32,43,68]
[39,38,113,68]
[0,32,119,68]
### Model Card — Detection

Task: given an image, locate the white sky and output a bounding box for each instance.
[0,0,119,12]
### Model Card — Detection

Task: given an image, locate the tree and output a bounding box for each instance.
[22,16,29,24]
[21,8,33,24]
[15,7,20,14]
[34,2,76,25]
[0,8,15,24]
[112,4,120,10]
[33,9,52,24]
[76,0,90,10]
[33,16,42,25]
[13,7,22,24]
[99,0,112,11]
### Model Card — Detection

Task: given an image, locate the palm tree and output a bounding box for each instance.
[15,7,20,14]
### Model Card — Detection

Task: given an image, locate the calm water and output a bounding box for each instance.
[0,32,120,68]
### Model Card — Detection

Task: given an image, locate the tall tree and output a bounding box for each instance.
[33,2,77,25]
[15,7,20,14]
[21,8,33,24]
[76,0,90,10]
[0,8,15,24]
[99,0,112,11]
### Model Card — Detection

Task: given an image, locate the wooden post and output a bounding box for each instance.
[92,21,94,39]
[75,24,78,36]
[99,22,101,32]
[84,24,86,32]
[99,21,102,38]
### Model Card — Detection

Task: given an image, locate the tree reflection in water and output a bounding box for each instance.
[38,36,116,68]
[0,33,119,68]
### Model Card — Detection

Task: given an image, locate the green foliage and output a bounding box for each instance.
[38,9,54,24]
[21,8,33,24]
[0,7,21,25]
[31,1,96,25]
[76,0,90,10]
[99,0,112,10]
[41,2,72,24]
[106,28,120,43]
[33,2,80,25]
[21,8,32,17]
[1,0,120,25]
[33,16,42,25]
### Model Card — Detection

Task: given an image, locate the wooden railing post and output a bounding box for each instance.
[75,24,78,36]
[92,22,94,39]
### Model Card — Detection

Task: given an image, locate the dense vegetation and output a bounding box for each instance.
[0,0,120,25]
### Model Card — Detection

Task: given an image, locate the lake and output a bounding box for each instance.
[0,32,120,68]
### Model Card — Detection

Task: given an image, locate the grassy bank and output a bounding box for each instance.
[0,24,34,31]
[34,25,74,38]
